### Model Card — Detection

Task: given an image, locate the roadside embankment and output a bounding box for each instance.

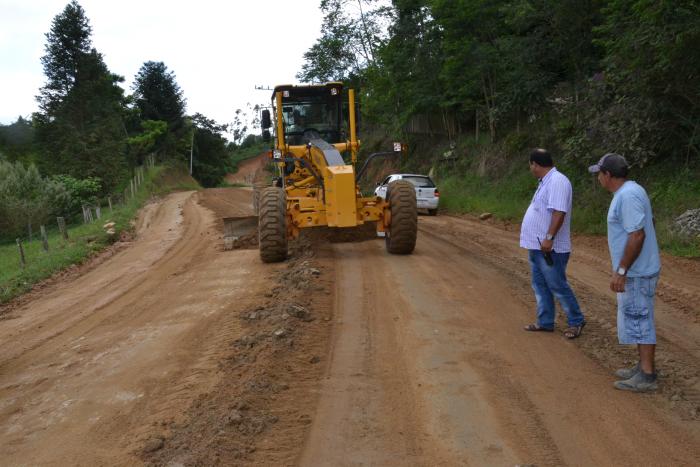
[0,164,200,306]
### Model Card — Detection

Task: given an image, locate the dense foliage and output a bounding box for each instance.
[131,61,188,159]
[0,160,70,238]
[300,0,700,168]
[33,0,129,191]
[190,113,231,187]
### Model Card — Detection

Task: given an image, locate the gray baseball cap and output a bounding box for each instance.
[588,153,629,174]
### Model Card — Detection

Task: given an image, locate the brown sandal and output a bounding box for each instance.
[563,321,586,339]
[524,323,554,332]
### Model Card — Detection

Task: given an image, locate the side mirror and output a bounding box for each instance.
[261,109,271,129]
[262,129,271,142]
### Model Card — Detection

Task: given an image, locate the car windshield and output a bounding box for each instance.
[402,176,435,188]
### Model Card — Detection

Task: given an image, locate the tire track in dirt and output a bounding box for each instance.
[147,234,335,466]
[0,188,311,466]
[299,216,698,466]
[419,215,700,421]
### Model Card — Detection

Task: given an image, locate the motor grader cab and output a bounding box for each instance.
[257,82,417,263]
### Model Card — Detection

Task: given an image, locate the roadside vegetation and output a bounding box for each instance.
[298,0,700,257]
[435,145,700,257]
[0,163,199,304]
[0,0,236,302]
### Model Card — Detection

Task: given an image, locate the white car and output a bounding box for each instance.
[374,174,440,216]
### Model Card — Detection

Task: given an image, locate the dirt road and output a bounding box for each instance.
[1,187,698,466]
[300,217,700,466]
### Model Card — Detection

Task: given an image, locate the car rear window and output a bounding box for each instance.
[402,176,435,188]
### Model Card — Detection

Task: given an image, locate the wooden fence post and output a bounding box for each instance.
[57,217,68,240]
[96,206,102,220]
[108,197,113,212]
[16,238,25,269]
[88,207,94,223]
[130,179,135,197]
[40,225,49,252]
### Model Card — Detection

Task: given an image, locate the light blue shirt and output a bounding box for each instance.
[607,181,660,277]
[520,167,573,253]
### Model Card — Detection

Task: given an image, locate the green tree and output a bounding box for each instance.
[36,0,92,116]
[132,61,187,158]
[33,1,128,192]
[0,160,70,238]
[127,120,167,163]
[596,0,700,164]
[365,1,443,131]
[51,174,101,219]
[0,117,36,164]
[190,113,230,187]
[297,0,390,83]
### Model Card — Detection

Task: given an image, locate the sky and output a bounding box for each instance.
[0,0,324,130]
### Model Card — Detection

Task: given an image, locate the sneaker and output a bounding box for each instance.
[615,362,640,379]
[614,370,658,392]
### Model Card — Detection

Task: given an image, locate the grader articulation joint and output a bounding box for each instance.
[257,82,417,263]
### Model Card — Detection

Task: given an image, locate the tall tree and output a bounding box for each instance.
[34,1,128,191]
[297,0,390,83]
[132,62,186,128]
[36,0,92,116]
[366,1,443,130]
[190,113,229,187]
[132,61,187,158]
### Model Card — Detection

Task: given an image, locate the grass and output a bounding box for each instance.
[438,168,533,220]
[0,164,200,304]
[427,136,700,257]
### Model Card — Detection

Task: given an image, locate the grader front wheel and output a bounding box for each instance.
[385,180,417,254]
[258,187,288,263]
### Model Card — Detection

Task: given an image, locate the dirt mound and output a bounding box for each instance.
[143,235,335,466]
[197,187,258,250]
[153,164,200,192]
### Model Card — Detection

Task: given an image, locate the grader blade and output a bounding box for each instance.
[222,216,258,250]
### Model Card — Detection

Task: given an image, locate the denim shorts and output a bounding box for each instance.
[617,275,658,344]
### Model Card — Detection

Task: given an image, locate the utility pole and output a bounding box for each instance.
[189,128,194,175]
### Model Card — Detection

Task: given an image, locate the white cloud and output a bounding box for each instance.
[0,0,323,129]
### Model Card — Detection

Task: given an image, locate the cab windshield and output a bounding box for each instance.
[281,95,342,144]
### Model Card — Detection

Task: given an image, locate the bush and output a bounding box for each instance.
[0,160,70,238]
[51,174,102,219]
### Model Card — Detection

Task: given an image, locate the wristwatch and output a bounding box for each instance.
[545,233,555,241]
[616,266,627,276]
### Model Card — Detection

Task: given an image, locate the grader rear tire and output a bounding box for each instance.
[258,187,288,263]
[385,180,417,254]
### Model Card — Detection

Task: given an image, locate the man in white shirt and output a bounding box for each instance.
[520,149,586,338]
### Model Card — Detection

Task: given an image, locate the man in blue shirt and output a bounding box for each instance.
[589,153,661,392]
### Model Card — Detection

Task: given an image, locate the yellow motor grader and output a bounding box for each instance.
[256,82,416,263]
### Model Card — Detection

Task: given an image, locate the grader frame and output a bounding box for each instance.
[258,82,417,263]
